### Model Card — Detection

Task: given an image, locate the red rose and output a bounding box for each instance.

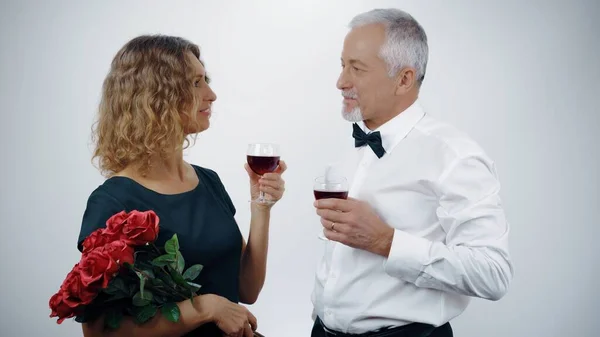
[81,228,114,254]
[61,265,97,305]
[103,240,135,265]
[105,210,128,235]
[81,211,130,253]
[122,210,159,246]
[81,210,159,253]
[79,241,132,289]
[49,292,76,324]
[50,264,97,324]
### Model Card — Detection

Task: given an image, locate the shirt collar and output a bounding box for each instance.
[357,98,426,154]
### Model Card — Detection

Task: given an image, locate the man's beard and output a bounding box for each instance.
[341,89,363,122]
[341,105,363,122]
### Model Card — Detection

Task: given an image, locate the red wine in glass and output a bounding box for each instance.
[247,143,281,204]
[247,155,280,175]
[314,190,348,200]
[313,175,349,240]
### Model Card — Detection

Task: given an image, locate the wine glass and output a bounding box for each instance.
[247,143,281,204]
[313,175,349,240]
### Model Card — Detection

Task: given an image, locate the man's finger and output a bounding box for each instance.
[316,209,349,224]
[323,228,347,244]
[314,198,353,212]
[320,218,349,233]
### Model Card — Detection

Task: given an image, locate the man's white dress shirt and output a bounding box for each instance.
[311,99,513,334]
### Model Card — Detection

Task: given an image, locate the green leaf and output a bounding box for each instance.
[122,262,135,272]
[169,268,189,287]
[74,306,92,324]
[105,292,129,303]
[182,264,203,281]
[141,289,153,300]
[161,302,181,323]
[164,234,180,255]
[155,269,177,288]
[132,290,153,307]
[103,277,129,296]
[129,283,138,297]
[152,254,176,267]
[150,276,167,288]
[154,294,169,305]
[187,281,202,292]
[142,269,156,279]
[176,251,185,274]
[105,309,123,330]
[134,305,157,324]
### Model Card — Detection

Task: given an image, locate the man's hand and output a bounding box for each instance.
[314,197,394,257]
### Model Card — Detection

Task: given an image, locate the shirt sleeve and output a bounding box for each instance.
[77,188,126,252]
[383,154,514,301]
[204,168,237,217]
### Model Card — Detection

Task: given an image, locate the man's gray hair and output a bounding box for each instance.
[349,8,429,84]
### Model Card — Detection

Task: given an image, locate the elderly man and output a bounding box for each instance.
[311,8,513,337]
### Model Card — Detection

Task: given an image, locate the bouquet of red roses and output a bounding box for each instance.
[49,210,203,330]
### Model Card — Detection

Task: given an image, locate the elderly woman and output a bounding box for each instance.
[78,35,286,337]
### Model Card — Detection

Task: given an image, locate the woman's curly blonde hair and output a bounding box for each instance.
[92,35,202,177]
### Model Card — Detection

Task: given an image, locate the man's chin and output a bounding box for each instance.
[342,107,363,122]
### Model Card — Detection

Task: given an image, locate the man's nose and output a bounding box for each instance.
[336,69,351,90]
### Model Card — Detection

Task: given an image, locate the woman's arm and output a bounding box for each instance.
[238,205,271,304]
[238,161,286,304]
[82,294,257,337]
[82,295,212,337]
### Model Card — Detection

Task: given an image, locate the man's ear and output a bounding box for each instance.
[394,67,417,95]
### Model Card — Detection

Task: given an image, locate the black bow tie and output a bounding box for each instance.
[352,123,386,158]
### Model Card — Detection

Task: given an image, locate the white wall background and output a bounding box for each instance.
[1,0,599,336]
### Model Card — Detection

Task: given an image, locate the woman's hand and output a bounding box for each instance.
[245,160,287,208]
[195,294,257,337]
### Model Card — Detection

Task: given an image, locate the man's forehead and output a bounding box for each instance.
[342,25,385,60]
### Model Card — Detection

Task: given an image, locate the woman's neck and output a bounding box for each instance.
[116,151,200,195]
[120,151,188,182]
[146,153,188,182]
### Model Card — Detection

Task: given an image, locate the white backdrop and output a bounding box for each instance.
[1,0,599,336]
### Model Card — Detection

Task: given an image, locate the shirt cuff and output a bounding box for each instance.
[383,229,432,283]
